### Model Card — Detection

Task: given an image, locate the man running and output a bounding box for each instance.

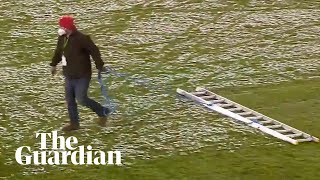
[50,15,110,131]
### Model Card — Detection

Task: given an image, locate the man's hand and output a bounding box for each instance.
[51,66,57,76]
[100,66,112,74]
[98,66,111,79]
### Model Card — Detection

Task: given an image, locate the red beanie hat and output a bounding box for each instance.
[59,16,77,31]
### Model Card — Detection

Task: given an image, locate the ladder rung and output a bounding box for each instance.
[192,91,206,96]
[219,103,234,108]
[211,99,224,103]
[276,129,291,133]
[228,107,242,112]
[297,139,312,143]
[286,133,303,138]
[237,112,252,116]
[266,124,282,129]
[259,120,273,124]
[247,116,263,120]
[202,95,216,100]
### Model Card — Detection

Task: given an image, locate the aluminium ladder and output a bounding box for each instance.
[177,87,319,145]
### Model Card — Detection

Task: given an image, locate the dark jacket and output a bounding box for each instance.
[50,30,104,79]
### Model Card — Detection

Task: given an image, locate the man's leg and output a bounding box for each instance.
[63,77,80,131]
[74,77,110,126]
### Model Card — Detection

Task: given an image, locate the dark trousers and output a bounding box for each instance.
[65,77,106,124]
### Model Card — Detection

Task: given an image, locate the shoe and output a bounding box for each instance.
[62,123,80,132]
[96,116,107,127]
[95,107,111,127]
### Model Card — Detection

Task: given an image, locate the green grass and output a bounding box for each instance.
[1,1,320,179]
[2,79,319,180]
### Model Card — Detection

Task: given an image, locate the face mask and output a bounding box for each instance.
[58,28,66,36]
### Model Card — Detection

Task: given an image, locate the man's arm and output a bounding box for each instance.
[84,35,104,70]
[50,37,63,67]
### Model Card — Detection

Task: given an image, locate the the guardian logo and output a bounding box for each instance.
[15,131,122,165]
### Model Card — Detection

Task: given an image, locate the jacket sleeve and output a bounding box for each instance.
[50,37,63,66]
[84,35,104,70]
